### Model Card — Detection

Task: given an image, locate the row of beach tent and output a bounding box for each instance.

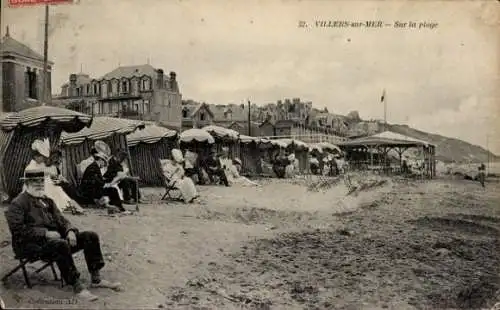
[0,106,342,200]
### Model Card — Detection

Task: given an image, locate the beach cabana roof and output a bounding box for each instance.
[202,125,239,141]
[60,117,145,145]
[239,135,271,145]
[273,138,309,150]
[180,128,215,144]
[0,106,92,133]
[317,142,341,152]
[270,139,289,148]
[339,130,435,148]
[127,124,177,147]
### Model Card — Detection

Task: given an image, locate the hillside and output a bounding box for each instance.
[385,124,499,164]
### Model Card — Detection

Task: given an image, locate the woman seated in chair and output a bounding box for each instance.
[161,149,199,203]
[24,139,83,214]
[223,158,260,187]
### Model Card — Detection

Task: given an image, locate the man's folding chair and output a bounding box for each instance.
[2,256,63,289]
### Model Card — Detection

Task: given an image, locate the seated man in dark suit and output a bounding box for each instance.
[5,169,121,302]
[80,151,127,213]
[103,150,141,204]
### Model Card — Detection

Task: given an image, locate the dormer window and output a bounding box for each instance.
[200,112,206,121]
[121,80,129,93]
[141,78,151,91]
[182,109,188,118]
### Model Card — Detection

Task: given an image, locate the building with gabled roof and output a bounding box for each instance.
[1,26,54,112]
[53,63,182,130]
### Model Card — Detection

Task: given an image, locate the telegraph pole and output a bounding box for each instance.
[247,99,251,136]
[41,4,49,104]
[486,134,490,174]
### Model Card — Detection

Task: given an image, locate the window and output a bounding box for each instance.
[182,109,188,118]
[25,68,38,99]
[93,84,98,95]
[143,100,150,113]
[121,80,129,93]
[86,84,90,95]
[141,78,151,91]
[76,87,82,97]
[200,112,205,121]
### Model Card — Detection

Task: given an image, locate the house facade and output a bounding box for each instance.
[1,27,54,112]
[181,101,214,130]
[53,64,182,130]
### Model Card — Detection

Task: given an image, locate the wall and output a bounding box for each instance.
[259,123,275,136]
[1,59,51,112]
[153,90,182,131]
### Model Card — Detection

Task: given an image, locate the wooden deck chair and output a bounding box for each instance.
[159,159,183,202]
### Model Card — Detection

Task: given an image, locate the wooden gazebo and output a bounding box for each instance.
[338,131,436,178]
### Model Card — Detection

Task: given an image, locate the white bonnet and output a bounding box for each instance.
[171,149,184,163]
[31,138,50,158]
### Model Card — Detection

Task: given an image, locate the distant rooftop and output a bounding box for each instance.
[0,26,53,65]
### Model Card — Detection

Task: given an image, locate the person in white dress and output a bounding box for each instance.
[161,149,199,203]
[24,139,82,213]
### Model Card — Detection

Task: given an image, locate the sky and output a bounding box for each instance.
[2,0,500,154]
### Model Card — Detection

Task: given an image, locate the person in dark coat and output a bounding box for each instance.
[103,150,141,204]
[4,169,121,302]
[203,149,229,186]
[79,152,126,213]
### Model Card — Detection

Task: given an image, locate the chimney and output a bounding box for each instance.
[169,71,178,92]
[69,74,77,97]
[156,69,164,89]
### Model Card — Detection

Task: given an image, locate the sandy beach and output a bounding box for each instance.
[1,175,499,309]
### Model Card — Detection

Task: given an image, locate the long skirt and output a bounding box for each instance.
[171,177,198,202]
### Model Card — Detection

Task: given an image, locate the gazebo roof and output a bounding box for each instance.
[339,131,435,148]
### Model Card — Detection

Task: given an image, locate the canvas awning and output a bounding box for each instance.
[202,125,239,141]
[239,135,271,145]
[0,106,92,133]
[127,124,177,147]
[60,117,145,145]
[180,128,215,143]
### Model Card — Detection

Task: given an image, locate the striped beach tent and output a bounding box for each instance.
[59,117,145,186]
[127,124,178,186]
[0,106,92,200]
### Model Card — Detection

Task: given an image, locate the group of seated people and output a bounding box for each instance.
[271,150,300,178]
[309,153,346,176]
[161,146,259,203]
[24,138,141,216]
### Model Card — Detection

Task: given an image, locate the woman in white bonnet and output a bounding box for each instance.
[162,149,199,203]
[24,138,82,213]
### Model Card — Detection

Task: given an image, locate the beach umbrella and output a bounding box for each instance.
[180,128,215,144]
[0,106,93,200]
